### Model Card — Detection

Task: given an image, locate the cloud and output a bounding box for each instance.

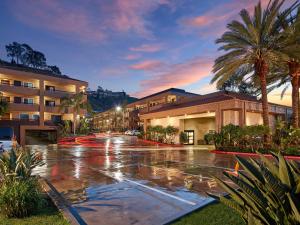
[179,0,273,37]
[132,56,214,97]
[129,43,163,53]
[124,54,141,60]
[8,0,174,42]
[129,60,164,71]
[8,0,106,42]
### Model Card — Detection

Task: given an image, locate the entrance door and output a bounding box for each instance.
[184,130,194,145]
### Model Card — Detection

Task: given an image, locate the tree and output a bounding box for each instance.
[31,51,46,68]
[20,44,34,66]
[59,92,88,135]
[211,0,286,131]
[47,65,61,75]
[275,5,300,128]
[5,42,24,64]
[0,93,8,118]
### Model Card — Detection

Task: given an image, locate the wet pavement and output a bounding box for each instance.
[30,135,240,225]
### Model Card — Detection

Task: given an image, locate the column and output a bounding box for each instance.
[39,80,45,126]
[215,104,222,132]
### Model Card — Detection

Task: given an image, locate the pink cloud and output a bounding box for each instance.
[129,44,163,53]
[9,0,106,42]
[179,0,277,37]
[132,56,214,97]
[129,60,164,71]
[8,0,175,42]
[124,54,141,60]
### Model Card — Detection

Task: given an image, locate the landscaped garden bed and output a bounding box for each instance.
[204,123,300,156]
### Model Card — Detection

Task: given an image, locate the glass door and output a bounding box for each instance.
[184,130,194,145]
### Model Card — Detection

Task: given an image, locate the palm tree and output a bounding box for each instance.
[211,0,286,130]
[274,5,300,128]
[59,92,88,135]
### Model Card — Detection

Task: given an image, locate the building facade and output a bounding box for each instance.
[0,63,88,145]
[93,88,199,131]
[140,91,292,145]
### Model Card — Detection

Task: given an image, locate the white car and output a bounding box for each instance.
[131,130,141,136]
[125,130,133,135]
[0,140,13,152]
[0,127,14,152]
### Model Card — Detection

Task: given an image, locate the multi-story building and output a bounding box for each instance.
[0,63,88,145]
[93,88,199,131]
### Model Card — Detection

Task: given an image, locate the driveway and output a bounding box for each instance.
[31,135,237,225]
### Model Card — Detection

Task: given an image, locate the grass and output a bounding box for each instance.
[0,197,70,225]
[172,202,245,225]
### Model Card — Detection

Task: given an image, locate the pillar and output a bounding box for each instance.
[39,80,45,126]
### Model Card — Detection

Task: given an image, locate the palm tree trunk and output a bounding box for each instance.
[290,62,299,128]
[257,61,270,127]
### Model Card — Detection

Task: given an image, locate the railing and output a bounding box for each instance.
[0,118,39,125]
[0,82,37,89]
[45,89,75,94]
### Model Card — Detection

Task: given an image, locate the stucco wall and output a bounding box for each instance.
[246,112,263,126]
[184,117,215,144]
[223,110,239,126]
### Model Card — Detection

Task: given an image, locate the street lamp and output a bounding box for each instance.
[116,106,121,112]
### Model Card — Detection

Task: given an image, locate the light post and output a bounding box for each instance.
[115,106,122,132]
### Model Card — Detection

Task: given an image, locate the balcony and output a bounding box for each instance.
[0,83,39,95]
[0,118,39,126]
[44,89,75,98]
[44,105,73,114]
[8,102,39,112]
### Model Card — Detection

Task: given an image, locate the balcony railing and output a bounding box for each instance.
[0,83,37,89]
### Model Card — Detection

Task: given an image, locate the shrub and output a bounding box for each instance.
[179,132,188,144]
[0,148,44,218]
[165,126,179,144]
[0,178,44,218]
[209,152,300,225]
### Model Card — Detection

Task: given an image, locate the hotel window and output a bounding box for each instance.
[23,82,33,88]
[45,85,55,91]
[20,114,29,120]
[0,96,10,102]
[32,114,40,120]
[23,98,34,104]
[14,97,22,104]
[1,79,10,85]
[45,100,55,106]
[14,80,22,86]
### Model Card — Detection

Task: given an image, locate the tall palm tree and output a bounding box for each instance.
[211,0,286,131]
[274,5,300,128]
[59,92,88,135]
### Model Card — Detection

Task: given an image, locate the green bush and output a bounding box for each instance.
[0,148,45,218]
[209,152,300,225]
[179,132,188,144]
[0,178,44,218]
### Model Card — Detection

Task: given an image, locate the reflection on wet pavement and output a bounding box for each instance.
[29,136,241,225]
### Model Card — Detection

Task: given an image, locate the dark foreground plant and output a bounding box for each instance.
[0,148,45,218]
[209,153,300,225]
[0,178,44,218]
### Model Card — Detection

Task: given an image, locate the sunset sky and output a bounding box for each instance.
[0,0,294,105]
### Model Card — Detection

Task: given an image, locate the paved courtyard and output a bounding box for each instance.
[31,135,239,225]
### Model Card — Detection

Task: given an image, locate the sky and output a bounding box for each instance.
[0,0,295,105]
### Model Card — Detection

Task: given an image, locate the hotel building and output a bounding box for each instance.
[0,62,88,145]
[93,88,291,145]
[93,88,199,131]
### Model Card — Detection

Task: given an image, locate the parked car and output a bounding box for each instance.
[131,130,141,136]
[124,130,132,135]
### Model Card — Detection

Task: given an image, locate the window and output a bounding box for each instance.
[14,97,22,104]
[32,114,39,120]
[20,114,29,120]
[0,96,10,102]
[1,79,10,85]
[45,100,55,106]
[23,82,33,88]
[45,85,55,91]
[14,80,22,86]
[23,98,34,104]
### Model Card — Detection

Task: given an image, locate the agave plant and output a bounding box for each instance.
[209,153,300,225]
[0,147,44,183]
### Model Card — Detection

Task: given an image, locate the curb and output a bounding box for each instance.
[40,178,87,225]
[211,150,300,160]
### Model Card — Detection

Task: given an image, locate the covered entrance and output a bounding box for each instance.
[184,130,194,145]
